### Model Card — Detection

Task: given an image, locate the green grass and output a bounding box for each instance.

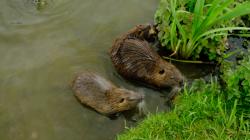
[117,54,250,140]
[118,80,250,140]
[155,0,250,61]
[221,55,250,117]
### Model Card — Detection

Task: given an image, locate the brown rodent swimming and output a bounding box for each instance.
[71,73,144,115]
[110,24,184,98]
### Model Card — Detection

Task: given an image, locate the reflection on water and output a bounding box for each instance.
[0,0,161,140]
[0,0,214,140]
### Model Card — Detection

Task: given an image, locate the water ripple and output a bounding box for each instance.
[0,0,81,30]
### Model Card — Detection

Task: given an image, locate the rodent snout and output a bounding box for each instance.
[169,75,185,87]
[179,80,184,87]
[140,94,145,101]
[128,93,144,102]
[179,74,186,87]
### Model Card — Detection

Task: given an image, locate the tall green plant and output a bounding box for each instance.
[155,0,250,60]
[222,54,250,117]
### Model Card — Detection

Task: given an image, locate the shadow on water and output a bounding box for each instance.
[0,0,218,140]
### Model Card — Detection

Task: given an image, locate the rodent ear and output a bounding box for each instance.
[138,30,143,37]
[159,69,165,75]
[149,27,156,35]
[105,90,112,97]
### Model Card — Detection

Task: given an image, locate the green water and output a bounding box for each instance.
[0,0,164,140]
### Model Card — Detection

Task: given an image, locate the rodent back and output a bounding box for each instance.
[110,38,184,88]
[72,73,113,99]
[111,39,159,79]
[71,73,144,115]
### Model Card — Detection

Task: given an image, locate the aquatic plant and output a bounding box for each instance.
[155,0,250,61]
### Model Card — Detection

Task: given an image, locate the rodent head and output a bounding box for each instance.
[135,24,157,41]
[150,59,184,89]
[105,88,144,113]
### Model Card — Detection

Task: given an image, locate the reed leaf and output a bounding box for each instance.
[197,27,250,42]
[155,0,250,60]
[192,0,205,35]
[216,2,250,24]
[170,20,177,49]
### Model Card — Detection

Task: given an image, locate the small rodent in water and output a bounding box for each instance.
[110,24,184,99]
[71,73,144,115]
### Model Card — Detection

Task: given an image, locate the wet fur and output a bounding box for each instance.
[110,24,184,91]
[111,39,157,79]
[71,73,144,115]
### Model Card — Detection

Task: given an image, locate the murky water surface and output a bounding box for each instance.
[0,0,212,140]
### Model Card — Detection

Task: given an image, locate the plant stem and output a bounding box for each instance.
[163,56,215,64]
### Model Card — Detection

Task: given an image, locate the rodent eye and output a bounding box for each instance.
[138,31,143,35]
[159,69,165,75]
[119,98,125,103]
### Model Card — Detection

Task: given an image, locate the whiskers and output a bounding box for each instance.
[137,100,148,117]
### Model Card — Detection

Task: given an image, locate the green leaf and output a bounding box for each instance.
[195,0,234,39]
[206,0,234,27]
[170,20,177,49]
[197,27,250,42]
[216,2,250,24]
[192,0,205,35]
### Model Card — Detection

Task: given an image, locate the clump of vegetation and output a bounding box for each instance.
[117,54,250,140]
[155,0,250,61]
[222,54,250,117]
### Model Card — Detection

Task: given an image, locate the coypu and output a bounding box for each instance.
[71,73,144,115]
[110,24,184,99]
[117,24,158,42]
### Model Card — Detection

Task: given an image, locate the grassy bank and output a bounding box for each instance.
[117,54,250,140]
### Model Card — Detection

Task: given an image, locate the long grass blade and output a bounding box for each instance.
[206,0,221,16]
[170,20,177,49]
[202,33,228,40]
[192,0,205,35]
[194,0,221,35]
[175,17,187,48]
[195,0,233,39]
[186,42,199,59]
[205,0,234,27]
[215,2,250,24]
[196,27,250,42]
[185,32,229,58]
[232,34,250,37]
[226,100,237,128]
[170,0,187,51]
